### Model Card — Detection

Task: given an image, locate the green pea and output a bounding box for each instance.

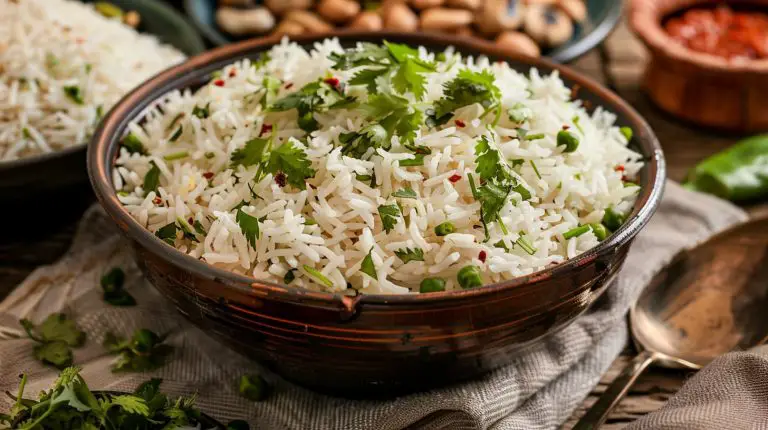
[434,221,456,236]
[457,265,483,289]
[227,420,250,430]
[420,278,446,293]
[557,130,579,153]
[602,207,626,232]
[589,223,609,241]
[239,374,270,401]
[620,126,633,141]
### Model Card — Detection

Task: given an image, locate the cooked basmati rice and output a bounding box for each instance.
[0,0,185,160]
[115,38,643,295]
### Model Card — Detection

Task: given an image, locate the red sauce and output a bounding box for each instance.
[665,5,768,60]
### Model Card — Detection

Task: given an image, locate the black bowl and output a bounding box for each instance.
[89,32,665,397]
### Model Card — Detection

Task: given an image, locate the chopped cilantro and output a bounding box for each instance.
[20,314,86,369]
[392,187,417,199]
[378,204,401,233]
[104,329,173,372]
[63,85,84,104]
[252,52,271,69]
[283,268,297,284]
[394,248,424,264]
[121,132,147,155]
[515,235,537,255]
[235,208,260,248]
[398,154,424,167]
[231,137,270,168]
[303,265,334,288]
[266,140,315,190]
[432,69,501,125]
[193,220,207,235]
[101,267,136,307]
[163,151,187,161]
[191,103,210,119]
[22,127,32,139]
[349,67,388,93]
[360,248,377,280]
[155,222,177,246]
[143,161,161,193]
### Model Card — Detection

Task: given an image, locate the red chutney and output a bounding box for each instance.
[665,5,768,60]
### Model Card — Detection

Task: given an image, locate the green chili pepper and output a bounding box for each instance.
[420,278,446,293]
[684,134,768,202]
[457,265,482,289]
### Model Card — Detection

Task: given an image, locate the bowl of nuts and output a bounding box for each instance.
[183,0,623,62]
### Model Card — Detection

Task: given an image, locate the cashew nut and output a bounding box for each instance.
[382,2,419,31]
[420,8,474,32]
[273,19,305,36]
[495,31,541,57]
[410,0,444,9]
[524,4,574,47]
[265,0,314,16]
[216,7,276,35]
[348,11,384,31]
[476,0,525,36]
[284,10,334,33]
[317,0,361,23]
[445,0,481,10]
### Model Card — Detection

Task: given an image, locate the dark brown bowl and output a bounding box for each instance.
[88,32,666,398]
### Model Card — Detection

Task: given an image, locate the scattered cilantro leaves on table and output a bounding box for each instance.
[20,314,86,369]
[239,374,271,402]
[101,267,136,307]
[103,329,173,373]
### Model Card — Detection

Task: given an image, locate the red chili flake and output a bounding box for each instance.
[324,77,340,88]
[229,69,237,77]
[455,119,466,128]
[213,79,225,87]
[202,172,214,179]
[259,123,273,136]
[479,250,487,263]
[275,172,287,187]
[562,125,570,130]
[614,165,625,172]
[449,174,462,183]
[153,197,162,205]
[284,82,294,89]
[188,217,194,225]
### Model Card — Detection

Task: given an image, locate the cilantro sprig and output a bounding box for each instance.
[430,69,502,127]
[104,329,173,373]
[20,314,86,369]
[0,368,217,430]
[230,128,316,191]
[268,78,355,133]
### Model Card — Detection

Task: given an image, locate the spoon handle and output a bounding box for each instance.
[572,350,657,430]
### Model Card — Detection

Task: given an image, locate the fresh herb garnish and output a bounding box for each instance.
[563,225,591,240]
[1,368,206,430]
[22,127,32,139]
[398,154,425,167]
[121,132,147,155]
[239,374,270,402]
[360,248,377,280]
[192,103,210,119]
[283,268,297,284]
[101,267,136,307]
[377,204,401,233]
[392,187,417,199]
[252,52,271,69]
[266,140,315,190]
[394,248,424,264]
[269,79,354,133]
[20,314,86,369]
[620,126,633,141]
[557,130,579,153]
[143,161,161,193]
[155,222,178,245]
[104,329,173,372]
[515,235,537,255]
[432,69,502,126]
[530,160,542,179]
[193,220,207,235]
[167,113,184,131]
[176,217,199,242]
[63,85,84,105]
[163,150,187,161]
[235,208,260,248]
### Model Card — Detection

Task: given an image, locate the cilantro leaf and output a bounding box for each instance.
[191,103,210,119]
[394,248,424,264]
[155,222,177,246]
[328,43,390,70]
[378,204,401,233]
[110,395,150,416]
[283,268,297,284]
[121,133,147,155]
[392,188,417,199]
[361,93,424,149]
[392,57,435,100]
[101,267,136,307]
[252,52,271,69]
[21,314,86,369]
[349,67,388,93]
[34,341,74,369]
[360,248,377,280]
[433,69,501,121]
[475,135,512,183]
[143,161,161,193]
[230,137,269,168]
[104,329,173,373]
[235,208,260,248]
[63,85,84,104]
[398,154,424,167]
[477,180,511,223]
[266,140,315,190]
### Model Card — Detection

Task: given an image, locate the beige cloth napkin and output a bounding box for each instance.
[0,181,748,430]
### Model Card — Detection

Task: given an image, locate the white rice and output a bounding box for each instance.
[0,0,185,161]
[115,38,643,295]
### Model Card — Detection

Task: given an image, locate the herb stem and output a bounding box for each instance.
[516,235,537,255]
[563,225,591,240]
[530,160,542,180]
[162,151,188,161]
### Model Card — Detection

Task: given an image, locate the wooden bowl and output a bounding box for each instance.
[88,32,666,397]
[630,0,768,132]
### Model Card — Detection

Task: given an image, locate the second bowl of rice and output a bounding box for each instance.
[89,32,664,396]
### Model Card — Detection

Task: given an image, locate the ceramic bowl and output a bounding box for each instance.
[88,32,665,397]
[183,0,623,63]
[0,0,206,199]
[630,0,768,132]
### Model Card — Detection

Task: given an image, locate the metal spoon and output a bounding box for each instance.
[573,217,768,429]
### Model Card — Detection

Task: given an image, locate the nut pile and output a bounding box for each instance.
[215,0,587,57]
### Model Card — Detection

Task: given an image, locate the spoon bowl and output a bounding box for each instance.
[575,217,768,429]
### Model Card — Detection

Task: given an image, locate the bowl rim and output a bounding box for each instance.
[0,0,206,172]
[630,0,768,74]
[88,31,666,307]
[182,0,624,64]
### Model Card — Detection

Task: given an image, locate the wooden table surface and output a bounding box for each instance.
[2,11,767,430]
